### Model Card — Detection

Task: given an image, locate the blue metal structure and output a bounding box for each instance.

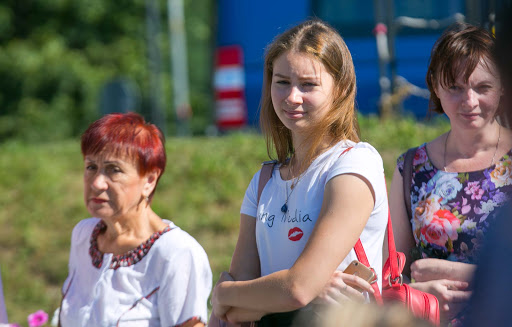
[216,0,466,127]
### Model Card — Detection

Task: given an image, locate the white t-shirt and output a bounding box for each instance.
[241,141,388,290]
[60,218,212,327]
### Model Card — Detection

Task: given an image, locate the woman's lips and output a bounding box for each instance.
[283,110,305,119]
[91,198,107,204]
[460,112,479,120]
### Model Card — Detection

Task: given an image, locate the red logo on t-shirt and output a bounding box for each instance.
[288,227,303,242]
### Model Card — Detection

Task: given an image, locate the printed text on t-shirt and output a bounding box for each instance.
[258,209,313,228]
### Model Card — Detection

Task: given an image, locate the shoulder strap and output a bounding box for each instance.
[257,160,277,204]
[402,147,417,222]
[353,178,401,305]
[353,239,383,304]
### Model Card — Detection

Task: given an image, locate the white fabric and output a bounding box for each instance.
[241,141,388,291]
[0,267,7,323]
[60,218,212,327]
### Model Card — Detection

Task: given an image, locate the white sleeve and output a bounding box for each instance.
[240,169,261,218]
[62,221,81,294]
[158,234,213,327]
[62,219,97,295]
[327,144,386,208]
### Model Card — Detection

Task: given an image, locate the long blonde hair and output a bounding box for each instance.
[259,19,360,166]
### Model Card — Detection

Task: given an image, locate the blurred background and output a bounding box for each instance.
[0,0,507,325]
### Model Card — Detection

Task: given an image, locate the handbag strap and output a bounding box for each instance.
[402,147,417,222]
[258,160,277,204]
[353,177,402,301]
[353,239,383,303]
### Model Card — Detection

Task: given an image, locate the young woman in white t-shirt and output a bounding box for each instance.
[211,20,388,326]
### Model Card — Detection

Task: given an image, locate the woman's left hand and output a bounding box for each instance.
[411,258,476,285]
[312,270,373,305]
[410,279,471,322]
[212,271,235,320]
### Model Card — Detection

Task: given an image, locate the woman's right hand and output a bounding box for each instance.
[410,279,472,321]
[212,271,235,320]
[313,270,374,305]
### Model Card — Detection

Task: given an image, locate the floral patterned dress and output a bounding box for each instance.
[398,143,512,325]
[398,143,512,263]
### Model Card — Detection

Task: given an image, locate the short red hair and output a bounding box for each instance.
[81,113,166,198]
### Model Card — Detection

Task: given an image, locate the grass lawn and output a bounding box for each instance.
[0,116,449,325]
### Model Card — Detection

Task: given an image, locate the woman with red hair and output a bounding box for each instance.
[59,113,212,327]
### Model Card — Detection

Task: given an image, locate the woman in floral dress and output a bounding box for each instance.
[389,23,512,326]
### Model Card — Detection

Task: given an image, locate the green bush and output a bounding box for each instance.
[0,0,215,142]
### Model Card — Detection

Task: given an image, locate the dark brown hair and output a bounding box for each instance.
[426,22,496,114]
[259,19,359,165]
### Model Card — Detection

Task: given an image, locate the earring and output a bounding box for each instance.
[145,196,149,202]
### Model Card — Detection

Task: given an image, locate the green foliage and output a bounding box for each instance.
[0,118,448,325]
[0,0,214,142]
[359,115,450,174]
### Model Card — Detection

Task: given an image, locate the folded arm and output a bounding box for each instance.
[213,173,375,315]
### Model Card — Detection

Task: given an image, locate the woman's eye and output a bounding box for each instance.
[449,85,461,91]
[303,82,318,87]
[275,80,289,85]
[478,85,492,92]
[86,164,97,171]
[109,166,122,174]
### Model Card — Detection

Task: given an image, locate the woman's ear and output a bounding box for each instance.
[142,169,160,198]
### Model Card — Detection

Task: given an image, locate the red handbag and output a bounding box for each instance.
[353,209,440,326]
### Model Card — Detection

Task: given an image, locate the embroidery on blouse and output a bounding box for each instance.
[89,220,172,269]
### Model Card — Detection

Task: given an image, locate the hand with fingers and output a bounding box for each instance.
[313,270,375,306]
[410,259,474,322]
[212,271,235,321]
[409,279,472,321]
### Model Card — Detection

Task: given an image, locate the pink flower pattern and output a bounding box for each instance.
[464,181,484,200]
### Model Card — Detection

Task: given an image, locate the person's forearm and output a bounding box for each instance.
[411,259,477,284]
[451,262,476,284]
[215,270,314,313]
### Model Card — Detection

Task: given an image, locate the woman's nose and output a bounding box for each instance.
[285,86,303,105]
[91,173,108,191]
[463,88,478,108]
